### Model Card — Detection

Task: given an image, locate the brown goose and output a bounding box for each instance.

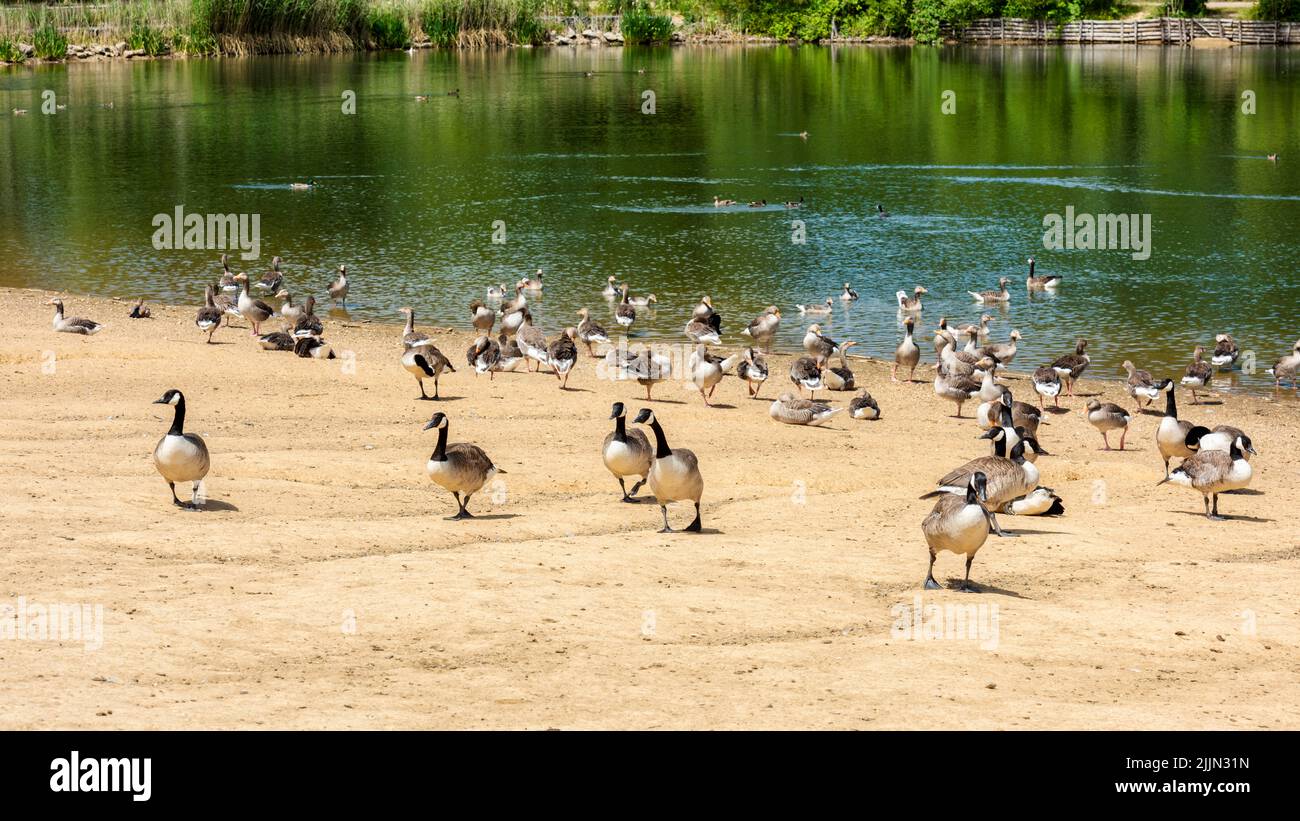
[469,299,495,333]
[497,332,524,372]
[217,253,238,292]
[234,274,276,336]
[979,330,1021,365]
[736,347,769,398]
[1210,333,1239,369]
[195,286,223,344]
[927,432,1036,537]
[1122,359,1160,412]
[258,332,295,351]
[546,327,579,389]
[48,299,102,335]
[741,306,781,352]
[1032,365,1062,408]
[934,368,981,418]
[212,281,239,325]
[969,277,1011,304]
[1085,400,1132,450]
[789,355,824,400]
[292,295,323,338]
[422,412,502,520]
[1050,338,1090,397]
[896,286,927,312]
[893,316,920,382]
[402,343,454,399]
[515,313,550,372]
[1267,339,1300,389]
[824,341,858,391]
[398,306,430,348]
[327,264,349,308]
[467,334,501,377]
[257,256,284,291]
[1180,345,1213,404]
[933,317,956,355]
[615,285,636,329]
[129,298,151,319]
[576,308,609,356]
[684,313,722,344]
[849,390,881,420]
[802,324,839,360]
[769,392,845,426]
[277,290,303,325]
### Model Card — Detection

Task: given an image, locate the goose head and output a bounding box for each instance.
[1235,434,1257,456]
[577,307,590,319]
[609,402,627,420]
[632,408,657,426]
[968,471,989,503]
[153,389,183,406]
[1009,330,1022,341]
[276,289,290,300]
[914,286,928,296]
[422,412,449,431]
[998,277,1010,288]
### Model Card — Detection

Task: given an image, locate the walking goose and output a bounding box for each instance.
[546,328,579,389]
[1156,379,1209,478]
[48,299,102,335]
[327,264,349,308]
[802,324,839,359]
[893,316,920,382]
[129,298,151,319]
[1160,435,1254,520]
[684,313,722,345]
[621,348,673,400]
[797,298,834,315]
[849,390,881,420]
[922,471,991,592]
[615,285,636,329]
[737,347,769,399]
[896,286,927,312]
[1032,365,1062,408]
[469,299,496,333]
[196,286,223,344]
[1181,345,1213,404]
[840,283,859,301]
[1024,257,1061,290]
[687,345,739,405]
[632,409,704,533]
[151,389,211,511]
[1085,400,1132,450]
[824,341,858,391]
[399,306,430,348]
[292,296,323,338]
[1050,339,1090,397]
[769,392,845,426]
[934,368,981,418]
[233,274,276,336]
[789,356,825,400]
[970,277,1011,304]
[402,344,454,399]
[1266,339,1300,389]
[741,306,781,352]
[576,307,609,356]
[1211,333,1240,369]
[422,412,503,519]
[467,335,501,377]
[1122,360,1160,411]
[515,314,550,372]
[257,256,283,291]
[603,402,653,502]
[212,281,239,325]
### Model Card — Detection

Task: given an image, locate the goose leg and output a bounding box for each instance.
[987,509,1016,538]
[960,555,980,593]
[924,550,942,590]
[168,481,183,508]
[658,505,673,533]
[628,478,647,499]
[1102,431,1111,450]
[432,375,440,399]
[417,379,430,400]
[618,477,632,502]
[684,502,702,532]
[1119,428,1128,450]
[1208,493,1226,521]
[891,363,898,382]
[908,365,916,382]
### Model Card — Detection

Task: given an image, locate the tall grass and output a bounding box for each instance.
[33,23,68,59]
[0,36,23,63]
[421,0,544,47]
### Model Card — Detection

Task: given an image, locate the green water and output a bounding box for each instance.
[2,45,1298,391]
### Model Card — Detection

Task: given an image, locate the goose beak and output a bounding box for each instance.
[422,420,437,431]
[152,398,167,405]
[977,429,998,440]
[1247,444,1258,455]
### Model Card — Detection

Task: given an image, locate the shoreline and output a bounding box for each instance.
[2,284,1297,729]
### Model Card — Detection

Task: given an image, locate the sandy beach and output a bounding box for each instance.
[1,285,1297,730]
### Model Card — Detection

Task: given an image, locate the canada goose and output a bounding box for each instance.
[933,368,981,418]
[1211,334,1240,369]
[892,316,921,382]
[713,196,736,207]
[875,203,889,218]
[747,199,767,208]
[1197,425,1256,462]
[1155,379,1209,478]
[257,256,283,291]
[486,283,506,300]
[467,335,500,377]
[615,285,636,328]
[195,286,223,344]
[770,392,844,426]
[547,328,579,389]
[327,264,349,308]
[1032,366,1062,408]
[803,324,839,359]
[687,345,739,405]
[684,313,722,344]
[980,330,1022,365]
[784,196,804,209]
[998,487,1064,517]
[397,306,429,348]
[128,298,151,319]
[1160,435,1254,520]
[789,355,824,400]
[401,343,450,397]
[469,299,495,333]
[1181,345,1213,404]
[840,283,859,301]
[980,392,1023,455]
[497,333,524,372]
[736,347,769,398]
[47,299,102,335]
[422,412,502,519]
[233,274,276,336]
[276,290,303,325]
[1266,339,1300,389]
[1050,338,1090,397]
[1024,257,1060,290]
[151,389,211,511]
[692,295,716,321]
[576,308,609,356]
[628,293,657,307]
[922,471,991,592]
[896,286,927,313]
[292,296,323,338]
[258,332,295,351]
[933,317,956,355]
[523,269,544,291]
[741,306,781,352]
[603,402,653,502]
[290,179,316,190]
[928,431,1036,537]
[850,390,881,420]
[515,313,550,373]
[1122,360,1160,412]
[218,253,238,292]
[797,298,834,315]
[970,278,1011,304]
[294,337,335,359]
[1085,400,1132,450]
[824,341,858,391]
[632,409,703,533]
[602,275,621,297]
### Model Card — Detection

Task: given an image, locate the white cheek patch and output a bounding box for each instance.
[169,394,181,405]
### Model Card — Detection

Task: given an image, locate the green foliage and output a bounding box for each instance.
[0,37,24,64]
[365,4,414,47]
[621,7,676,42]
[1251,0,1300,19]
[33,24,69,60]
[129,23,170,55]
[420,0,545,47]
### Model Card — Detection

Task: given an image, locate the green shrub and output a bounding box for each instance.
[33,24,69,60]
[367,5,413,47]
[0,37,24,64]
[420,0,544,47]
[1251,0,1300,18]
[621,8,675,42]
[129,23,169,55]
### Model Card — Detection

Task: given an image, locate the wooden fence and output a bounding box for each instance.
[955,17,1300,45]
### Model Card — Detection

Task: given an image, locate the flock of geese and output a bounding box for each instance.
[43,253,1299,589]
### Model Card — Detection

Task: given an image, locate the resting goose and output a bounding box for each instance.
[797,298,834,315]
[327,264,349,308]
[422,412,502,519]
[129,298,151,319]
[789,355,825,400]
[258,332,295,351]
[849,390,881,420]
[893,316,920,382]
[1155,379,1209,478]
[515,314,550,372]
[692,296,717,322]
[1024,257,1061,290]
[48,299,102,335]
[1197,425,1256,462]
[933,317,956,355]
[195,286,223,344]
[1122,360,1160,412]
[398,306,430,348]
[294,337,335,359]
[1211,333,1240,369]
[1181,345,1213,403]
[523,269,544,291]
[576,308,609,356]
[1085,400,1132,450]
[469,299,495,333]
[876,203,889,218]
[615,285,636,329]
[922,471,991,592]
[741,306,781,352]
[980,330,1021,365]
[546,328,579,389]
[151,389,211,511]
[402,343,454,399]
[1010,400,1042,439]
[1161,435,1254,520]
[736,347,769,399]
[257,256,283,291]
[928,432,1035,537]
[687,345,739,405]
[234,274,276,336]
[633,409,704,533]
[713,196,736,207]
[840,283,859,301]
[998,487,1064,517]
[1266,339,1300,389]
[603,402,653,502]
[1032,366,1062,408]
[467,335,501,377]
[824,341,858,391]
[486,283,507,300]
[684,313,722,345]
[602,275,620,298]
[292,296,323,338]
[628,293,657,308]
[934,368,981,418]
[896,286,927,313]
[970,277,1011,304]
[1050,338,1090,397]
[770,392,844,426]
[802,324,839,360]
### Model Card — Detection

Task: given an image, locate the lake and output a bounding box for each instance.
[2,45,1298,391]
